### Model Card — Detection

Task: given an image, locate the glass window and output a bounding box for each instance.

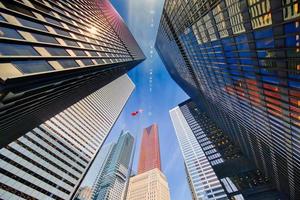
[32,33,58,44]
[45,16,61,26]
[81,59,93,66]
[13,60,53,74]
[2,1,34,17]
[64,39,79,47]
[0,43,39,56]
[82,43,92,49]
[0,27,23,39]
[53,28,70,37]
[256,38,274,48]
[285,22,300,34]
[0,14,6,21]
[73,50,86,56]
[58,59,79,68]
[89,51,98,56]
[254,28,273,39]
[95,59,104,64]
[46,47,69,56]
[31,2,54,16]
[17,17,47,31]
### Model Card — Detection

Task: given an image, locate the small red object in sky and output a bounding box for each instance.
[131,109,143,116]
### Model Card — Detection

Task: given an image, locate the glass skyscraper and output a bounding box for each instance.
[91,131,134,200]
[126,124,170,200]
[156,1,300,198]
[0,0,144,147]
[0,74,135,200]
[170,106,227,200]
[137,124,161,174]
[171,100,283,199]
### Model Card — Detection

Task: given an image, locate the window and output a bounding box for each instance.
[58,59,79,68]
[32,33,59,44]
[17,17,47,31]
[13,60,54,74]
[81,59,93,66]
[53,28,70,37]
[46,47,69,56]
[45,16,61,26]
[0,43,39,56]
[64,39,79,47]
[2,1,34,17]
[73,50,86,56]
[0,14,6,21]
[0,27,23,39]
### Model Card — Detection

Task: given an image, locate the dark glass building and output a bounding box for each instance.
[156,0,299,199]
[172,99,283,199]
[0,0,144,147]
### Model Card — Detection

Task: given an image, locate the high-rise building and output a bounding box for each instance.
[170,100,283,199]
[75,186,93,200]
[0,74,135,200]
[0,0,145,147]
[137,124,161,174]
[126,168,170,200]
[156,1,300,198]
[90,143,115,199]
[170,106,227,200]
[126,124,170,200]
[92,131,134,200]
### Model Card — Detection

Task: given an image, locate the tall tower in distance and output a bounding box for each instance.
[92,131,134,200]
[137,124,161,174]
[126,124,170,200]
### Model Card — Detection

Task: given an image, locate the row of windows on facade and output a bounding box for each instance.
[1,0,124,48]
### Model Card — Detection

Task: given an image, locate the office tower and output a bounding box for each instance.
[156,1,300,198]
[0,0,145,147]
[126,124,170,200]
[137,124,161,174]
[75,186,93,200]
[170,107,227,200]
[0,74,135,200]
[170,100,283,199]
[92,131,134,200]
[90,143,115,199]
[126,168,170,200]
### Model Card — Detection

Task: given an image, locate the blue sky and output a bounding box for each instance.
[81,0,192,199]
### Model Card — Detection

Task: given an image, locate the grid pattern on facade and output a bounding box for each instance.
[0,0,144,147]
[0,74,135,200]
[170,107,227,200]
[156,0,300,198]
[126,168,170,200]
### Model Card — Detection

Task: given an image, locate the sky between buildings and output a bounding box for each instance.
[81,0,192,199]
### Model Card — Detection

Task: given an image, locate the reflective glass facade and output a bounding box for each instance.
[156,0,299,199]
[174,100,283,199]
[137,124,161,174]
[0,0,145,147]
[92,131,134,200]
[0,75,135,200]
[170,106,227,200]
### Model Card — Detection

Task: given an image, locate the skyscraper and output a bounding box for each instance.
[92,131,134,200]
[137,124,161,174]
[0,74,135,200]
[75,186,93,200]
[126,168,170,200]
[0,0,145,147]
[156,1,300,198]
[170,100,282,199]
[126,124,170,200]
[170,106,227,200]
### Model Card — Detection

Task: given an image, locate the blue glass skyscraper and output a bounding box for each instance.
[156,0,300,199]
[92,131,134,200]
